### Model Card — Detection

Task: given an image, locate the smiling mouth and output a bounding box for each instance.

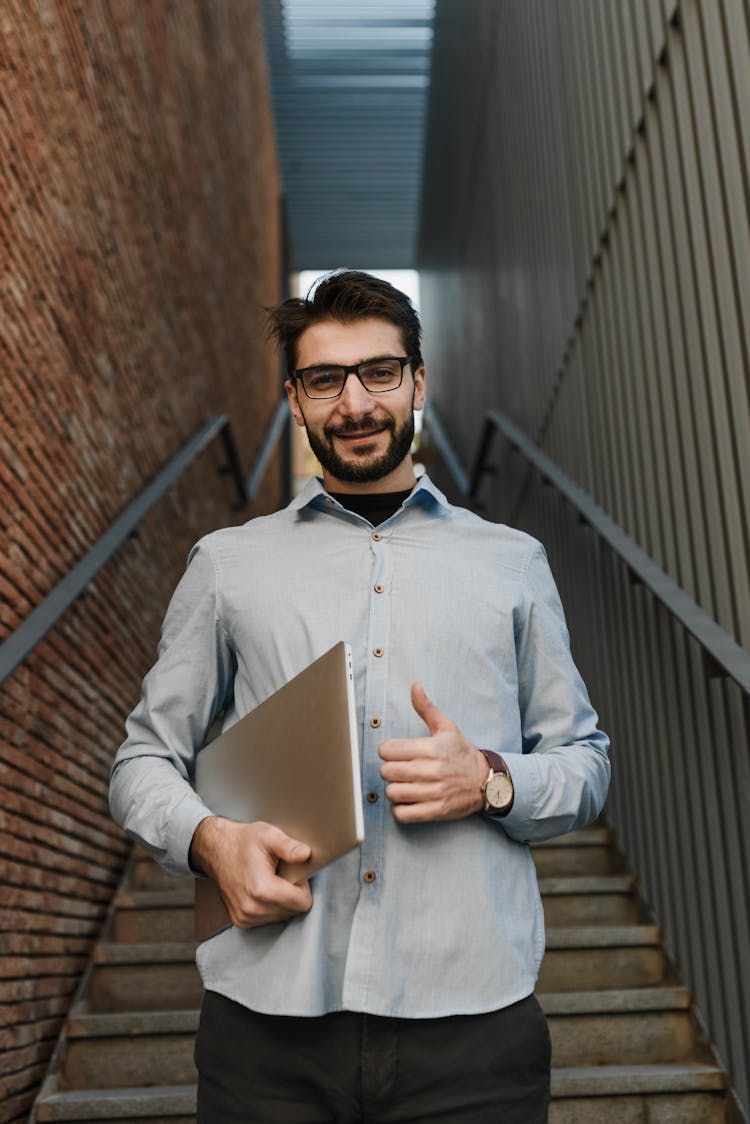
[334,426,388,440]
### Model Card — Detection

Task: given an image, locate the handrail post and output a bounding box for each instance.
[218,420,249,507]
[469,415,498,499]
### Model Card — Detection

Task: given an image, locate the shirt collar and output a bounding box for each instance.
[287,473,452,515]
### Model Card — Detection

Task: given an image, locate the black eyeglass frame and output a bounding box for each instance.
[292,356,413,400]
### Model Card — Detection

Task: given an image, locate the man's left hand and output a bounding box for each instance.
[378,683,489,823]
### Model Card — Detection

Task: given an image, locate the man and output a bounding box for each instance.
[110,270,610,1123]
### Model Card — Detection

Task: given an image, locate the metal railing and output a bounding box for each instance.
[0,400,290,688]
[424,401,750,1120]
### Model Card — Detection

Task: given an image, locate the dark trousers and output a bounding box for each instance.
[195,990,550,1123]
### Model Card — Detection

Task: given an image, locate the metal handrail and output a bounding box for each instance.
[425,400,750,1115]
[421,402,471,496]
[423,402,750,696]
[0,401,290,688]
[245,397,291,500]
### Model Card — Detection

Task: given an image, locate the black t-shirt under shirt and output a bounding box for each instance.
[327,487,414,527]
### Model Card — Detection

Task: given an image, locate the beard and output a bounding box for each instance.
[304,410,416,484]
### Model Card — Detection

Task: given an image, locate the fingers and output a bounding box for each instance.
[378,736,433,762]
[383,781,440,806]
[197,819,313,930]
[391,799,447,824]
[252,872,312,917]
[224,886,311,929]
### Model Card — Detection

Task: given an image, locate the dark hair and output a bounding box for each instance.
[266,270,423,376]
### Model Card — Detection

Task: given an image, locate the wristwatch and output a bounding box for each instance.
[480,750,514,817]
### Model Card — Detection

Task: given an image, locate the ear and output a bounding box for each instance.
[284,378,307,428]
[412,364,426,412]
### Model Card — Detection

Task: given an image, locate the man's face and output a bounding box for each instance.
[285,317,426,491]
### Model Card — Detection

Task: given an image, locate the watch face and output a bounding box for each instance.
[486,772,513,809]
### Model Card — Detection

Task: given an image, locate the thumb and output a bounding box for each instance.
[265,826,311,864]
[411,682,453,735]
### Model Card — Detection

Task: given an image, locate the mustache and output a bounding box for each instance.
[325,417,394,438]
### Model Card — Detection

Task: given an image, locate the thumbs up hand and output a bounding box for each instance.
[378,683,489,823]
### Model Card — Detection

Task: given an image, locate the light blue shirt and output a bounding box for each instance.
[110,473,610,1018]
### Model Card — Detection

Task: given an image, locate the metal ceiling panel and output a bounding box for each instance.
[261,0,435,270]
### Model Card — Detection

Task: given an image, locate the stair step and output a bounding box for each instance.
[549,1065,727,1124]
[544,987,704,1065]
[112,893,195,943]
[68,1010,201,1037]
[90,945,200,1013]
[540,986,690,1014]
[112,882,643,943]
[131,854,192,893]
[546,925,660,948]
[116,891,195,909]
[533,844,620,877]
[540,926,664,993]
[62,1009,199,1090]
[60,987,702,1088]
[539,874,639,926]
[38,1064,725,1121]
[35,1082,196,1121]
[536,827,612,847]
[94,943,197,964]
[552,1062,725,1096]
[538,946,666,992]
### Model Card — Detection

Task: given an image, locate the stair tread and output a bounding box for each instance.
[538,874,634,895]
[95,941,197,964]
[540,986,690,1014]
[97,926,660,961]
[35,1083,197,1119]
[40,1064,724,1107]
[546,924,660,948]
[116,889,195,910]
[67,986,691,1038]
[68,1009,200,1038]
[534,828,611,848]
[551,1062,726,1097]
[115,877,638,909]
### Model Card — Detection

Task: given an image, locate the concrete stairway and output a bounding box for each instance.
[32,824,730,1122]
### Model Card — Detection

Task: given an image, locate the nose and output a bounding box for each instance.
[337,371,376,416]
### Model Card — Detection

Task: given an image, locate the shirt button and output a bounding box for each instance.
[325,497,334,505]
[372,646,384,658]
[371,532,382,541]
[367,791,379,803]
[370,716,382,728]
[364,870,377,884]
[374,583,384,593]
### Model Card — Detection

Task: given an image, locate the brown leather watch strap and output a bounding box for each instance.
[480,749,509,776]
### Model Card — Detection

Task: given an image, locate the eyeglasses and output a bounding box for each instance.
[293,356,412,400]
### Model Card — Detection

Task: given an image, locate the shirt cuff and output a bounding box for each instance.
[165,789,216,877]
[493,753,539,836]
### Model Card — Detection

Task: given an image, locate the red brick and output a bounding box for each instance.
[1,7,281,1112]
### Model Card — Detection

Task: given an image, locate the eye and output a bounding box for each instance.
[307,369,342,390]
[362,361,400,382]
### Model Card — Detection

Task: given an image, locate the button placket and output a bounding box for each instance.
[359,525,392,887]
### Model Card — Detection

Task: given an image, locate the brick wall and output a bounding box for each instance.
[0,3,282,1118]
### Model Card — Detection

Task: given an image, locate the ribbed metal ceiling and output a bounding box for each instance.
[260,0,435,271]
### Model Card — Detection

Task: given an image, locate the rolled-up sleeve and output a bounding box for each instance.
[109,541,236,876]
[500,543,610,843]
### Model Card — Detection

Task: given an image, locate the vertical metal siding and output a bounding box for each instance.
[419,0,750,1111]
[420,0,750,649]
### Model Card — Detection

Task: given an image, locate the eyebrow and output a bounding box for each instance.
[298,354,400,372]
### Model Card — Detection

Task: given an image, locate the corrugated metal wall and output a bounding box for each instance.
[419,0,750,1113]
[419,0,750,652]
